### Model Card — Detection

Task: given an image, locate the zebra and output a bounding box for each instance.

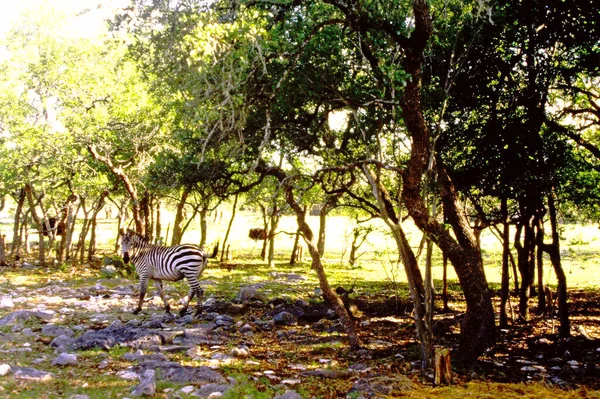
[119,228,218,317]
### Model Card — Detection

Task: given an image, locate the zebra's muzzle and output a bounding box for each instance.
[123,252,130,264]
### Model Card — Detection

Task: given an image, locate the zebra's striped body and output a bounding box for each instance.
[120,229,217,317]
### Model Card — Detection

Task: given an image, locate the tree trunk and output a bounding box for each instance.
[286,187,360,349]
[399,0,495,362]
[290,227,301,265]
[10,187,26,258]
[58,194,80,263]
[24,184,45,266]
[363,166,431,366]
[260,205,268,260]
[267,206,280,268]
[544,192,570,338]
[535,218,546,314]
[172,189,190,245]
[500,197,511,328]
[87,191,109,261]
[198,208,208,248]
[155,200,162,244]
[0,234,7,266]
[221,193,239,262]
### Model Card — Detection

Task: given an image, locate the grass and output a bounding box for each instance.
[1,208,600,398]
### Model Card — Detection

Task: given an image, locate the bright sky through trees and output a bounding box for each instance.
[0,0,126,39]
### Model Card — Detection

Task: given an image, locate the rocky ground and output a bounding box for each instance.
[0,265,599,398]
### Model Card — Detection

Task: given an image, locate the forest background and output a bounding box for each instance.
[0,0,599,394]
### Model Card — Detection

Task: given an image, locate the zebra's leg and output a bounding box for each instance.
[179,288,195,317]
[193,286,205,317]
[134,276,149,315]
[154,279,171,314]
[180,276,204,317]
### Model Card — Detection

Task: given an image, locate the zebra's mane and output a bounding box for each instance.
[127,229,149,244]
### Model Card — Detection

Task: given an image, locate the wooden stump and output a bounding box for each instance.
[434,348,452,385]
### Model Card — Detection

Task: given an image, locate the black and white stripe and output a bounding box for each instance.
[120,228,217,317]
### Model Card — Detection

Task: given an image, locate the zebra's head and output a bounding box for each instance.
[120,228,136,264]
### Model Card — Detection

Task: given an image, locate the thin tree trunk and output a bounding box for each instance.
[87,191,108,261]
[172,188,190,246]
[399,0,495,361]
[198,208,208,248]
[10,188,26,258]
[500,197,511,328]
[58,194,79,263]
[0,234,7,266]
[267,206,280,268]
[290,227,301,265]
[24,184,45,266]
[442,253,450,312]
[221,193,239,262]
[544,192,570,338]
[535,217,546,314]
[155,200,162,244]
[363,166,430,367]
[260,205,268,260]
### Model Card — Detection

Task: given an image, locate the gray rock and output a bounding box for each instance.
[100,265,118,278]
[131,369,156,397]
[274,311,298,326]
[183,327,224,345]
[13,367,54,381]
[70,395,90,399]
[274,390,304,399]
[239,324,254,334]
[42,324,75,338]
[0,310,35,326]
[215,314,235,327]
[0,364,11,376]
[349,375,416,398]
[0,296,14,308]
[155,366,226,384]
[192,383,231,398]
[52,353,78,366]
[51,335,76,349]
[231,347,250,359]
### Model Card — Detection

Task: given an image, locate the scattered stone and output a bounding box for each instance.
[52,353,78,366]
[42,324,75,338]
[131,369,156,397]
[234,285,267,303]
[100,265,118,278]
[180,386,195,394]
[281,379,301,386]
[192,382,231,398]
[274,311,298,326]
[117,370,140,380]
[239,324,254,334]
[349,375,416,397]
[13,367,54,381]
[301,368,352,379]
[155,365,226,384]
[0,310,54,326]
[183,327,225,345]
[230,346,250,359]
[215,315,235,327]
[0,296,14,308]
[274,390,303,399]
[0,364,11,376]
